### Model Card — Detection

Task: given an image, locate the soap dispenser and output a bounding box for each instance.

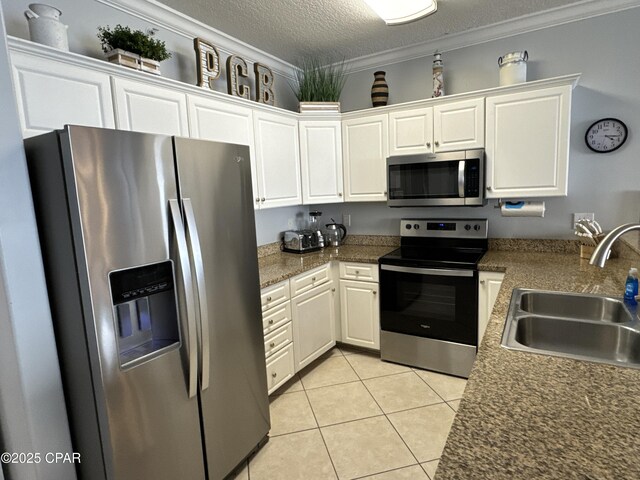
[624,268,638,305]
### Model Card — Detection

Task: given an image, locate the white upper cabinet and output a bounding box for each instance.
[434,98,484,152]
[253,111,302,209]
[11,51,115,138]
[342,114,389,202]
[299,119,344,204]
[485,85,571,198]
[389,107,433,155]
[188,94,259,208]
[112,77,189,136]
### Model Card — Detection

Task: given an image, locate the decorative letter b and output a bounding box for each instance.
[254,63,275,106]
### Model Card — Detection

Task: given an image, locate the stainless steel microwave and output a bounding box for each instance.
[387,149,485,207]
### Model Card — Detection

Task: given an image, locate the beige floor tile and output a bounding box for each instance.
[361,465,429,479]
[250,429,337,480]
[300,356,359,389]
[388,404,456,463]
[269,391,317,436]
[271,373,304,395]
[363,372,443,414]
[414,370,467,401]
[337,345,364,356]
[324,347,343,358]
[321,416,416,479]
[344,353,412,380]
[421,459,440,479]
[447,399,461,412]
[306,381,382,426]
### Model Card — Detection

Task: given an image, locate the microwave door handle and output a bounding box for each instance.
[183,198,210,392]
[169,199,198,398]
[458,160,466,197]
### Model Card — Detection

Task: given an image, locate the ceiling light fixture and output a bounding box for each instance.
[364,0,438,25]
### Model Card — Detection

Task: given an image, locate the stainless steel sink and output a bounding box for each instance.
[502,289,640,369]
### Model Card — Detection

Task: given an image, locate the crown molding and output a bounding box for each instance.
[344,0,640,73]
[95,0,298,80]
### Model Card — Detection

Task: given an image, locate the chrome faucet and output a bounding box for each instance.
[589,223,640,268]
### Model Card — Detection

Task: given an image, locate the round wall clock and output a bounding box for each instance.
[585,118,628,153]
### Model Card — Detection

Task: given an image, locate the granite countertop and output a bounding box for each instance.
[437,250,640,480]
[258,245,396,288]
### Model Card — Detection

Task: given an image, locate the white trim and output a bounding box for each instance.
[95,0,298,80]
[345,0,640,73]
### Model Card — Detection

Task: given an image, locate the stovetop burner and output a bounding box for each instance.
[379,218,488,270]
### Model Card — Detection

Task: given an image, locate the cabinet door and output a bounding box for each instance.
[188,95,260,208]
[485,86,571,198]
[253,111,302,208]
[11,51,115,138]
[389,107,433,155]
[291,281,336,371]
[342,114,388,202]
[340,279,380,350]
[478,272,505,345]
[434,98,484,152]
[300,120,344,204]
[112,77,189,136]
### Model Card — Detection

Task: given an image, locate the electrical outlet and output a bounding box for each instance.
[343,213,351,227]
[573,212,594,228]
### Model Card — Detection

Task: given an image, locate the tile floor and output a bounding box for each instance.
[232,346,467,480]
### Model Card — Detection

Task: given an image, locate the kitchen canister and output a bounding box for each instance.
[432,52,444,97]
[498,51,528,86]
[371,71,389,107]
[24,4,69,51]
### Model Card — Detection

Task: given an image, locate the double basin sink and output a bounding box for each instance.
[501,289,640,369]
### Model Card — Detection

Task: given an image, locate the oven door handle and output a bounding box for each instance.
[381,264,474,277]
[458,160,466,198]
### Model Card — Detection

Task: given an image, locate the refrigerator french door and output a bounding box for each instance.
[25,126,269,480]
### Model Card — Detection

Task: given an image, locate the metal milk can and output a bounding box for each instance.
[24,4,69,51]
[498,51,528,86]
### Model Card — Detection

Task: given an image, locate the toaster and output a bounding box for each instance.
[282,230,323,254]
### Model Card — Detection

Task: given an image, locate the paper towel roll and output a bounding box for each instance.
[501,201,545,217]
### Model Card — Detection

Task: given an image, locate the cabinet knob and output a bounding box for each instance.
[373,290,377,295]
[268,319,274,325]
[267,296,272,301]
[261,197,266,202]
[331,288,335,292]
[269,342,275,348]
[480,280,486,285]
[435,141,440,147]
[487,186,493,191]
[272,372,277,378]
[383,191,387,195]
[255,197,260,203]
[355,270,360,274]
[426,142,431,148]
[312,276,316,281]
[338,192,343,197]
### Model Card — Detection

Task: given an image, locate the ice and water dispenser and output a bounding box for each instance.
[109,261,180,368]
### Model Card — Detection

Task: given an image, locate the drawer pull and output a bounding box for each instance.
[266,296,272,301]
[355,270,360,275]
[261,197,266,202]
[268,319,274,325]
[435,141,440,147]
[373,290,377,295]
[332,288,335,292]
[426,141,431,147]
[269,342,276,348]
[272,372,277,378]
[312,276,316,281]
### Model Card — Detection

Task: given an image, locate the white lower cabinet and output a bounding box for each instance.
[291,281,336,370]
[478,271,505,345]
[339,276,380,350]
[265,343,295,395]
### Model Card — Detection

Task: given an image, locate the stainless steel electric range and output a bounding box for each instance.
[378,218,488,378]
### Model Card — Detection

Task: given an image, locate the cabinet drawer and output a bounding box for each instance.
[262,302,292,334]
[264,322,293,358]
[290,263,330,297]
[266,343,295,395]
[340,262,379,282]
[261,280,290,312]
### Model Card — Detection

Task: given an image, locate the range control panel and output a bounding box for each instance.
[400,219,488,239]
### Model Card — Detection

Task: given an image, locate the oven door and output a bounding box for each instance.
[380,264,478,346]
[387,151,483,207]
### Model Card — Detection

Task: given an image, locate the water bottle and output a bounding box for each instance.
[623,268,638,305]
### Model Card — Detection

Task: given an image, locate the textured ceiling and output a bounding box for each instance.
[157,0,586,65]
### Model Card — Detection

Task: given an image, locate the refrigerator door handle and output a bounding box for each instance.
[169,199,198,398]
[183,198,210,391]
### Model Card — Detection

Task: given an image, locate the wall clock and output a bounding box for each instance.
[585,118,628,153]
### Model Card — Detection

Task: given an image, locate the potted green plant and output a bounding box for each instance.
[97,24,171,75]
[291,57,348,113]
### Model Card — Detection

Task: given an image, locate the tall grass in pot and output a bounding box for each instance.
[292,57,348,112]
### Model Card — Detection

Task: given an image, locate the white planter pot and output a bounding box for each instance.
[24,3,69,51]
[299,102,341,114]
[105,49,161,76]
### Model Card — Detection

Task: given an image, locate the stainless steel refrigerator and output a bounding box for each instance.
[25,125,270,480]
